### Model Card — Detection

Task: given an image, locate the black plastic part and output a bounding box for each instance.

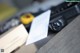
[49,3,80,32]
[49,16,67,32]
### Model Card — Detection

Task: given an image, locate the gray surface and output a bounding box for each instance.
[37,15,80,53]
[12,0,33,8]
[35,33,55,49]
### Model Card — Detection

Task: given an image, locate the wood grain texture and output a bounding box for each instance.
[37,15,80,53]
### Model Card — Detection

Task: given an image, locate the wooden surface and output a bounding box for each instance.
[15,44,38,53]
[37,15,80,53]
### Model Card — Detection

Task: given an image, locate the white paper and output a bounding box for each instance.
[26,10,51,45]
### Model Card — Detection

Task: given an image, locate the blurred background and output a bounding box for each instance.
[0,0,63,22]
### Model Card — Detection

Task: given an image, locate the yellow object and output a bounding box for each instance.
[20,13,34,24]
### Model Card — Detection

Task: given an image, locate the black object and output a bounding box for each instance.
[49,2,80,32]
[49,16,67,32]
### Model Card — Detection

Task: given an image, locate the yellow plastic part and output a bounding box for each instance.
[20,13,34,25]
